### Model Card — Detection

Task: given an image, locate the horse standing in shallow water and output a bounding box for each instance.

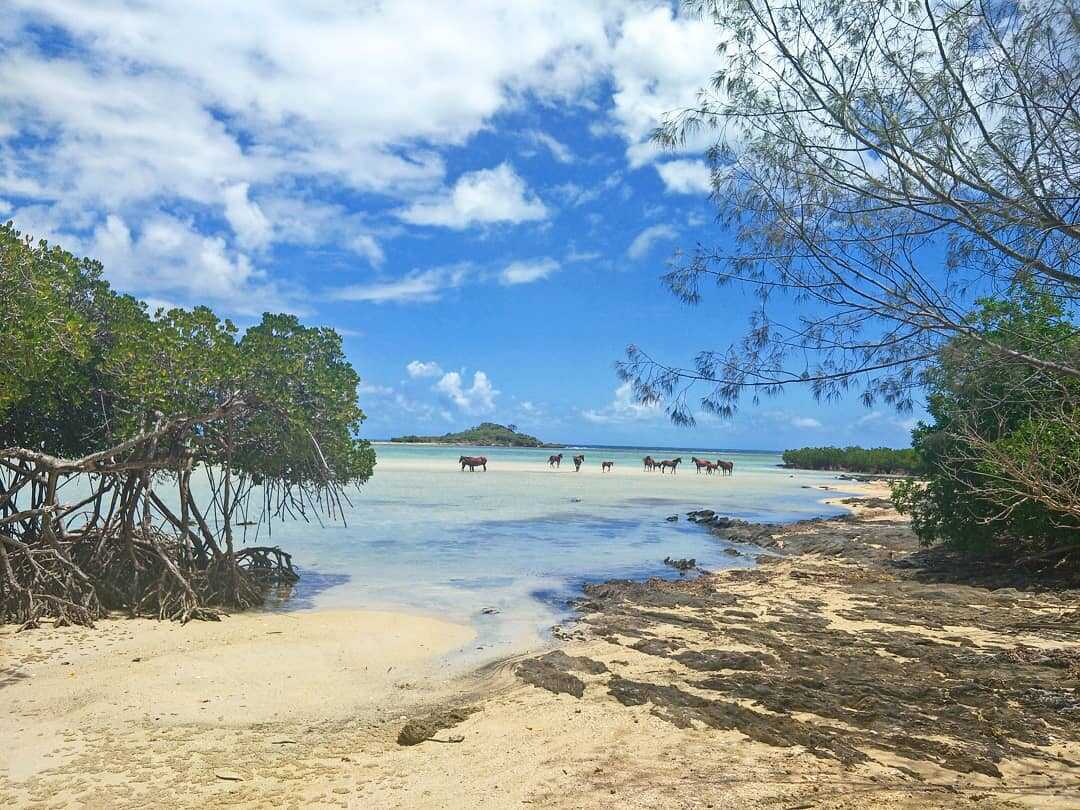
[691,457,711,474]
[573,454,585,472]
[643,456,655,471]
[548,453,563,468]
[657,457,682,474]
[459,455,487,472]
[601,461,614,472]
[716,459,733,476]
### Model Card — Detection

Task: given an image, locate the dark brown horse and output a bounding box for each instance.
[657,457,682,474]
[643,455,655,471]
[715,459,733,476]
[601,461,614,472]
[459,455,487,472]
[691,457,711,474]
[573,454,585,472]
[548,453,563,468]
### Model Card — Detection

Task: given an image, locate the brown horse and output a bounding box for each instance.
[573,454,585,472]
[459,455,487,472]
[601,461,614,472]
[691,457,711,474]
[548,453,563,468]
[657,457,682,474]
[715,459,733,476]
[643,455,655,471]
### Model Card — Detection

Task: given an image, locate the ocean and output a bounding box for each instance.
[231,442,857,658]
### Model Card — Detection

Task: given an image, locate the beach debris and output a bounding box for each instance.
[396,706,478,746]
[569,497,582,503]
[663,557,697,572]
[480,607,500,615]
[427,734,465,744]
[214,770,245,781]
[269,737,298,745]
[665,514,679,522]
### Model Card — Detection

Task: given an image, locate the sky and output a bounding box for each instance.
[1,1,923,449]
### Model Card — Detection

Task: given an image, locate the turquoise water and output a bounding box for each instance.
[225,442,856,656]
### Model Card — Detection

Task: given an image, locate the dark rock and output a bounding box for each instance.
[663,556,696,571]
[665,515,679,522]
[397,707,477,746]
[514,653,590,698]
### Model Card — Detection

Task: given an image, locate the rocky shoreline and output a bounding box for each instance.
[506,490,1080,807]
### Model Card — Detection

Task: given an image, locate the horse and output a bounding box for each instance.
[643,455,655,471]
[573,454,585,472]
[716,459,733,476]
[705,461,719,475]
[601,461,614,472]
[459,455,487,472]
[548,453,563,468]
[691,457,712,474]
[657,457,682,474]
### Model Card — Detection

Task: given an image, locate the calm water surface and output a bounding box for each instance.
[221,443,858,657]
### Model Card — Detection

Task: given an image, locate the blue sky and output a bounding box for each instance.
[1,1,923,449]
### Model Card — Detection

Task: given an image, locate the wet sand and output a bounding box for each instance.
[4,484,1079,808]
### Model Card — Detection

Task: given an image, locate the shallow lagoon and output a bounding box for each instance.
[231,443,857,657]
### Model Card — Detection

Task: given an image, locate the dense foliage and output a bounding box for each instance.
[893,288,1080,557]
[0,223,376,626]
[0,223,376,484]
[390,422,555,448]
[782,446,918,475]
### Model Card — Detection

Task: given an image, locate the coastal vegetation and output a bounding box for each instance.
[390,422,556,448]
[781,446,918,475]
[0,224,375,627]
[619,0,1080,566]
[894,288,1080,562]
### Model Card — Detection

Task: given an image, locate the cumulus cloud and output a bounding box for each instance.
[434,371,498,415]
[581,382,662,424]
[605,5,718,167]
[627,223,678,259]
[655,160,713,195]
[500,258,559,285]
[331,265,470,304]
[85,213,293,315]
[399,163,548,229]
[406,360,444,379]
[791,416,823,429]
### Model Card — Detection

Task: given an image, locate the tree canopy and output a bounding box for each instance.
[619,0,1080,423]
[0,223,375,626]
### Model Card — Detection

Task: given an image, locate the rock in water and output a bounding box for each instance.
[666,515,679,522]
[663,556,696,571]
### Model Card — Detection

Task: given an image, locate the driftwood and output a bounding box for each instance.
[0,400,341,630]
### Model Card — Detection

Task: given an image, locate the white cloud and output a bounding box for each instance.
[627,223,678,259]
[331,265,470,304]
[84,213,293,315]
[222,183,272,250]
[791,416,823,429]
[434,370,498,415]
[357,381,395,396]
[605,6,718,167]
[500,258,559,286]
[582,382,662,424]
[525,130,574,163]
[407,360,444,379]
[655,160,713,195]
[399,163,548,229]
[346,234,385,267]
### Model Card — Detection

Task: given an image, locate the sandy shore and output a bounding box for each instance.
[4,485,1080,808]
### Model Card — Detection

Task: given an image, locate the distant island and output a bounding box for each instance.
[389,422,561,448]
